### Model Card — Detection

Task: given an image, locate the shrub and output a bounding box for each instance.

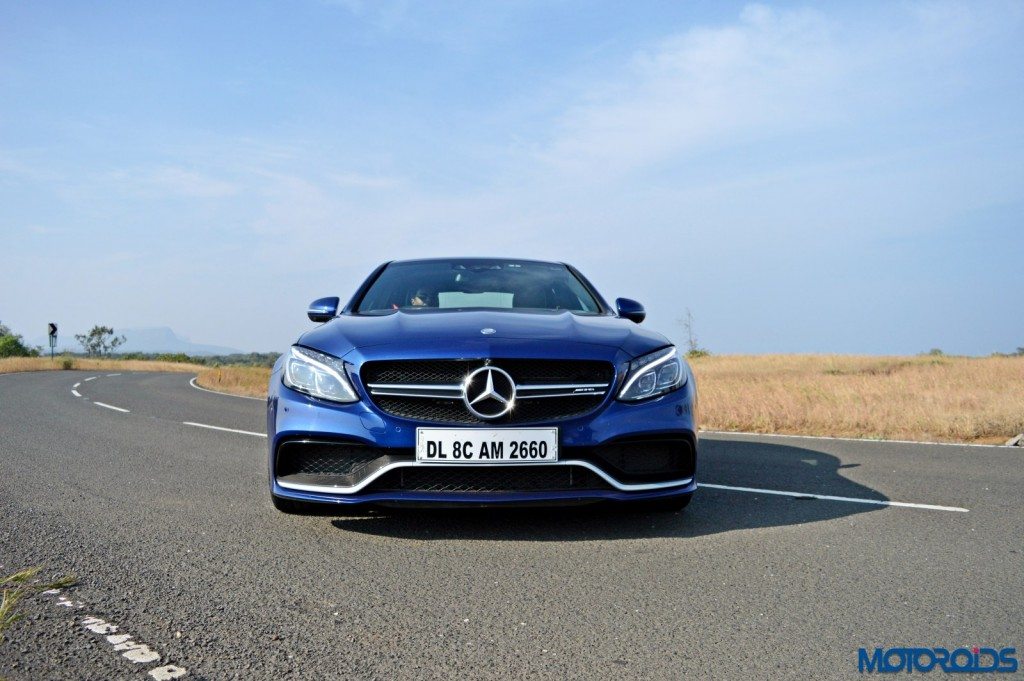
[0,322,39,358]
[60,354,76,370]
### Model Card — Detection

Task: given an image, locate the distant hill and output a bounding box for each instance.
[34,326,243,356]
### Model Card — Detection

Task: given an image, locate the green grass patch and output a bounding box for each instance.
[0,567,76,639]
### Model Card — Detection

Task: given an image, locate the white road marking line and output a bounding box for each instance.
[73,382,81,388]
[80,616,162,664]
[83,616,118,634]
[700,429,1009,449]
[42,590,187,678]
[106,373,121,377]
[54,594,84,608]
[71,390,82,397]
[83,376,97,381]
[698,483,969,513]
[94,401,130,413]
[189,375,265,401]
[183,421,267,438]
[113,638,161,664]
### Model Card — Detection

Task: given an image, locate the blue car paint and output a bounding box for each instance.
[268,261,698,507]
[295,309,673,361]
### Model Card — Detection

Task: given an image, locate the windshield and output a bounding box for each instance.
[356,260,603,314]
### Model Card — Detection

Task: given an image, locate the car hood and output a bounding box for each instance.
[297,310,670,362]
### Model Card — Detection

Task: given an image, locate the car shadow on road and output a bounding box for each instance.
[328,438,888,541]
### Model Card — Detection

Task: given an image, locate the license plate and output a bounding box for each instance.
[415,428,559,464]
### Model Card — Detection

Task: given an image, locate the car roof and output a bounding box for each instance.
[386,257,567,267]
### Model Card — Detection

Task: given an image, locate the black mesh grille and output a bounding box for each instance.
[277,442,393,478]
[367,466,611,493]
[361,359,614,424]
[586,437,695,483]
[370,395,603,425]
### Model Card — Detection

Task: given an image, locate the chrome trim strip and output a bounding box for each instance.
[517,391,607,399]
[367,383,461,391]
[277,460,693,495]
[369,390,462,400]
[517,383,609,391]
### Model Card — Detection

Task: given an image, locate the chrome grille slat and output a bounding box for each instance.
[366,383,608,400]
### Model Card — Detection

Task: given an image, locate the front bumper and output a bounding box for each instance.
[267,370,698,506]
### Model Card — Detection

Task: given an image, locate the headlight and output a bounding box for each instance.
[282,346,358,403]
[617,346,687,401]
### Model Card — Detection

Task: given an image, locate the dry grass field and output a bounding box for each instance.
[5,354,1022,445]
[193,366,271,398]
[0,356,206,375]
[689,354,1024,445]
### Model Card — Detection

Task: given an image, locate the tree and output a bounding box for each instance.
[75,326,126,357]
[676,308,710,358]
[0,321,40,358]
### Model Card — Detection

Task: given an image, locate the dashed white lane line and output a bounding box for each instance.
[94,401,130,413]
[183,421,267,438]
[40,589,188,679]
[71,390,82,397]
[83,376,98,381]
[73,382,81,389]
[106,373,121,377]
[698,483,969,513]
[188,376,265,401]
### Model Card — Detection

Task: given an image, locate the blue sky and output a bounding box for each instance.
[2,1,1022,354]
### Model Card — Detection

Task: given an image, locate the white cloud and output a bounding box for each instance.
[329,172,402,190]
[110,166,240,198]
[529,2,1020,186]
[535,5,840,178]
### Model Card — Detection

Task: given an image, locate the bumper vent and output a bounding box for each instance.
[366,466,611,493]
[585,436,695,484]
[275,440,412,488]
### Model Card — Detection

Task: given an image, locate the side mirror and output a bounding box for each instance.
[307,296,339,323]
[616,297,646,324]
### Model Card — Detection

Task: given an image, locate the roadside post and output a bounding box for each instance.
[48,322,57,359]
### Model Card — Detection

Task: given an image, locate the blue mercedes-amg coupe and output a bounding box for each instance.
[268,258,698,513]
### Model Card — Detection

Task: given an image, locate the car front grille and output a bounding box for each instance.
[360,359,615,425]
[365,466,611,493]
[368,394,605,425]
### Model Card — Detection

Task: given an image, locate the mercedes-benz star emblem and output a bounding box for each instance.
[462,366,516,419]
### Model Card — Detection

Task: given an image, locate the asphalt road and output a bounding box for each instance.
[1,370,1021,679]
